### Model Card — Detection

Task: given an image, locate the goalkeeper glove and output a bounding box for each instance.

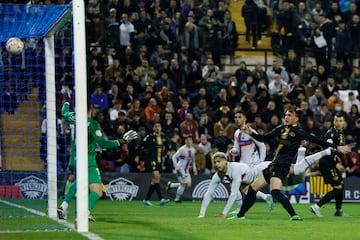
[119,130,138,145]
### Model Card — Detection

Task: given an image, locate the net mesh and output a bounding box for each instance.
[0,3,74,231]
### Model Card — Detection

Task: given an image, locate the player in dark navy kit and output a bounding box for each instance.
[310,112,349,217]
[228,104,351,221]
[141,122,171,206]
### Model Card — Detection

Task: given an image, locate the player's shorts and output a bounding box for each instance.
[89,166,101,184]
[242,161,272,184]
[177,173,192,184]
[319,162,343,186]
[263,162,290,183]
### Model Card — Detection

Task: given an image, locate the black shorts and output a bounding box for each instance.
[263,162,291,183]
[319,162,343,186]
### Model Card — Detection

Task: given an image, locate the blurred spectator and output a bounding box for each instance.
[119,13,135,51]
[144,97,162,121]
[127,99,145,122]
[193,97,213,122]
[261,99,282,124]
[347,104,360,127]
[235,60,251,87]
[266,59,290,83]
[313,103,333,127]
[213,87,229,110]
[327,90,345,113]
[242,0,259,49]
[198,112,214,137]
[251,62,268,84]
[268,73,288,97]
[180,112,199,141]
[90,85,109,110]
[162,111,179,138]
[283,49,301,77]
[222,10,238,63]
[212,129,232,153]
[331,59,351,87]
[334,20,352,68]
[322,75,340,98]
[349,66,360,90]
[344,91,360,113]
[213,113,235,139]
[308,87,328,113]
[345,152,360,178]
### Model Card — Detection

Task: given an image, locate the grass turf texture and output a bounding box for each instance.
[2,200,360,240]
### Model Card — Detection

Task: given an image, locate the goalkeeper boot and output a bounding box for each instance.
[88,214,96,222]
[57,207,67,220]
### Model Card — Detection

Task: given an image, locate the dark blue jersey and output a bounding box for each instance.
[251,124,334,167]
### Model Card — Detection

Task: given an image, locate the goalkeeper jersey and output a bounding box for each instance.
[61,102,120,168]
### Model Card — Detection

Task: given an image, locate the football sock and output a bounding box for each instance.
[89,192,100,211]
[271,189,296,216]
[256,191,267,201]
[235,191,243,211]
[171,182,180,189]
[317,188,342,208]
[60,201,69,210]
[64,181,76,203]
[175,185,185,201]
[293,148,331,175]
[145,184,155,201]
[237,186,257,217]
[335,188,343,210]
[154,183,163,200]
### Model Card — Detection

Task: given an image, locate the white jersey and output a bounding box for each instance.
[199,161,270,216]
[172,145,196,176]
[232,128,266,166]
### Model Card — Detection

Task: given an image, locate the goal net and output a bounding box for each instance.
[0,3,76,232]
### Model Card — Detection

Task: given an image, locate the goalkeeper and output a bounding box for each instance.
[57,100,138,221]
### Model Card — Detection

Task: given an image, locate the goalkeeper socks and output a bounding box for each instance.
[237,186,257,217]
[256,191,267,201]
[271,189,296,216]
[317,188,341,208]
[60,201,69,210]
[175,185,185,201]
[64,181,76,203]
[293,148,331,175]
[89,192,101,211]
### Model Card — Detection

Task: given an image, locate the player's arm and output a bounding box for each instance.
[230,130,241,160]
[61,102,75,124]
[297,128,350,154]
[250,129,266,162]
[245,124,282,142]
[220,176,242,217]
[172,148,181,173]
[198,173,221,218]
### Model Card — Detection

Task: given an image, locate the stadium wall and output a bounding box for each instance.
[1,172,360,203]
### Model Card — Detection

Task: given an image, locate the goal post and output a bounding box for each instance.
[0,2,89,233]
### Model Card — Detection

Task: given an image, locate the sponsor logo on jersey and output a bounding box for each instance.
[15,176,47,199]
[105,177,139,201]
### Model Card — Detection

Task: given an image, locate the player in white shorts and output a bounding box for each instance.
[198,152,271,218]
[166,135,197,202]
[229,110,273,211]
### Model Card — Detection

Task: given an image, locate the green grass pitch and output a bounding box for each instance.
[2,200,360,240]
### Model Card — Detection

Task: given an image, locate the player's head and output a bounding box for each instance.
[213,152,228,172]
[284,104,302,126]
[184,135,193,146]
[152,122,162,134]
[333,111,347,131]
[234,110,246,126]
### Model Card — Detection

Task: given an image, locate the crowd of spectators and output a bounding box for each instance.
[2,0,360,177]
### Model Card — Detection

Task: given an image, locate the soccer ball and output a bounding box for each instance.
[5,37,24,55]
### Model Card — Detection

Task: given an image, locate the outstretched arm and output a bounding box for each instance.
[198,173,221,218]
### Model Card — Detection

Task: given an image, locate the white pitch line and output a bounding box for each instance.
[0,199,103,240]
